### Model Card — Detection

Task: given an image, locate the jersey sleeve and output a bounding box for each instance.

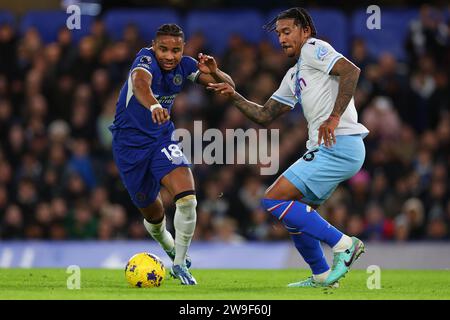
[302,40,343,74]
[130,54,157,76]
[182,56,200,83]
[270,70,296,109]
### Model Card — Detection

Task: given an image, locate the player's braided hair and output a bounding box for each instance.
[263,7,317,37]
[156,24,184,39]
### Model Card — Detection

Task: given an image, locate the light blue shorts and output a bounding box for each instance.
[282,134,366,205]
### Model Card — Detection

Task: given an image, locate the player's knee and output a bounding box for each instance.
[261,198,270,211]
[140,200,165,223]
[263,187,276,199]
[261,198,283,212]
[174,191,197,211]
[264,185,292,200]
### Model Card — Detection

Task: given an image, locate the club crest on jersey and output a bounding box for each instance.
[315,46,328,61]
[173,74,183,86]
[140,55,152,64]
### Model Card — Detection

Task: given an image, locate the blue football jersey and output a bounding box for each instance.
[110,48,200,142]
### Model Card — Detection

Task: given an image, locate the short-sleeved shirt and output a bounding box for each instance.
[271,38,369,150]
[110,47,200,145]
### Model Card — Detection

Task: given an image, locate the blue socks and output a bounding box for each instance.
[261,198,343,248]
[287,227,330,275]
[262,198,342,275]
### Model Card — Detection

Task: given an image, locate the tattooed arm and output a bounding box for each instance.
[318,57,360,147]
[231,93,292,126]
[207,82,291,127]
[329,57,361,117]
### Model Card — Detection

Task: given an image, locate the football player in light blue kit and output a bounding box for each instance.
[110,24,234,285]
[208,8,368,287]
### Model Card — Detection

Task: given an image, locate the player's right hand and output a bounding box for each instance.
[318,114,339,147]
[151,106,170,125]
[206,82,235,97]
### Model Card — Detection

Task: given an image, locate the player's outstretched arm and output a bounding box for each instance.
[196,53,235,88]
[207,82,291,127]
[318,57,360,147]
[131,69,170,125]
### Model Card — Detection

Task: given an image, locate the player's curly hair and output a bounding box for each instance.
[263,7,317,37]
[156,24,184,39]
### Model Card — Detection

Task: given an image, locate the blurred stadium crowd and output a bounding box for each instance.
[0,5,449,242]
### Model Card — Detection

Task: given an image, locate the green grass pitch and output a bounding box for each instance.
[1,269,449,300]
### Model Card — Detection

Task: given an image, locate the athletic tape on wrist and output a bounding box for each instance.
[150,103,163,112]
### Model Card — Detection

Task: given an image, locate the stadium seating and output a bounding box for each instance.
[20,10,94,43]
[185,10,265,55]
[308,9,349,56]
[4,8,426,59]
[351,8,419,60]
[0,10,15,26]
[103,9,180,42]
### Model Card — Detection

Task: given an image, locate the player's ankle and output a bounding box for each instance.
[332,234,352,252]
[313,269,330,283]
[174,250,188,265]
[164,247,175,254]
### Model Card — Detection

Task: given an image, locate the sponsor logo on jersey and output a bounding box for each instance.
[137,63,150,69]
[155,94,177,105]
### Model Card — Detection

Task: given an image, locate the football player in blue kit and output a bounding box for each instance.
[109,24,234,285]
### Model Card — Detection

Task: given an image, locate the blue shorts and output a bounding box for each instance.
[282,134,365,205]
[111,127,190,208]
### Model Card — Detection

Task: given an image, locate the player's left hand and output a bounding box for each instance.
[198,53,217,74]
[318,114,340,147]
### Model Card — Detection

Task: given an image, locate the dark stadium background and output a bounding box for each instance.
[0,0,449,269]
